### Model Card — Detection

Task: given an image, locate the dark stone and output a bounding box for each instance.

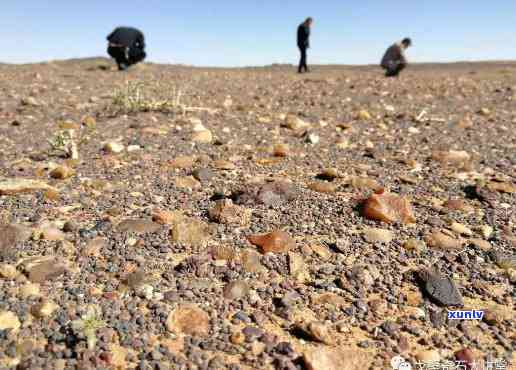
[417,269,463,307]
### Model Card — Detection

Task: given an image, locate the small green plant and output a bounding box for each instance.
[71,305,105,350]
[47,130,79,159]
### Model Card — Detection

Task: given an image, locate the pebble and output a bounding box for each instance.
[49,165,74,180]
[0,311,21,332]
[425,231,463,251]
[31,300,59,318]
[308,181,337,194]
[170,217,211,247]
[362,190,416,224]
[223,280,250,300]
[166,305,210,337]
[417,269,463,307]
[363,228,394,243]
[192,168,214,182]
[104,142,125,154]
[117,219,160,234]
[208,199,252,226]
[0,178,55,195]
[247,230,296,254]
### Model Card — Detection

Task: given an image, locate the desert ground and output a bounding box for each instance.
[0,59,515,370]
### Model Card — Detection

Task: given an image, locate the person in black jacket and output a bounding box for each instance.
[297,17,313,73]
[107,27,146,71]
[381,38,412,77]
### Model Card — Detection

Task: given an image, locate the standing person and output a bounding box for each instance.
[106,27,147,71]
[381,37,412,77]
[297,17,313,73]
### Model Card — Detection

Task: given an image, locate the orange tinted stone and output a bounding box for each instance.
[362,190,416,224]
[247,230,295,254]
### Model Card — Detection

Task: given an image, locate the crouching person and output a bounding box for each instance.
[381,38,412,77]
[107,27,146,71]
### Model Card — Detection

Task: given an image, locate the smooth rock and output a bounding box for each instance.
[248,230,296,254]
[208,199,252,226]
[0,179,55,195]
[24,257,67,283]
[104,142,124,154]
[0,311,21,332]
[308,181,337,194]
[362,190,416,224]
[166,305,210,337]
[170,217,211,247]
[363,228,394,243]
[50,166,75,180]
[417,269,463,307]
[223,280,250,300]
[425,231,463,251]
[174,176,201,190]
[118,219,160,234]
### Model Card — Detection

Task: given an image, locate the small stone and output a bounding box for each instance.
[362,190,416,224]
[0,264,18,279]
[24,257,67,283]
[223,280,250,300]
[296,321,333,344]
[192,168,214,182]
[49,166,74,180]
[284,114,311,130]
[289,252,310,283]
[479,108,490,116]
[21,96,40,107]
[174,176,201,190]
[363,228,394,243]
[357,110,372,120]
[208,199,252,226]
[0,179,56,195]
[486,181,516,194]
[450,222,473,236]
[118,219,160,234]
[417,269,463,307]
[431,150,470,166]
[152,210,183,225]
[416,350,440,364]
[403,239,426,252]
[247,230,295,254]
[425,231,463,251]
[19,283,41,298]
[318,168,339,181]
[443,199,472,212]
[308,181,337,194]
[62,220,78,233]
[169,156,196,169]
[170,217,211,247]
[191,130,212,143]
[241,249,263,273]
[479,225,493,239]
[455,348,477,369]
[273,144,290,157]
[83,237,106,257]
[31,299,59,318]
[82,116,96,129]
[350,177,382,191]
[166,305,210,337]
[212,160,236,170]
[306,133,320,144]
[104,142,124,154]
[303,347,371,370]
[0,311,21,332]
[40,227,65,241]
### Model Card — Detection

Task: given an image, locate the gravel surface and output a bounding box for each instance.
[0,59,515,369]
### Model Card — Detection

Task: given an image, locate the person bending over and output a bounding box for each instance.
[107,27,146,71]
[381,38,412,77]
[297,17,313,73]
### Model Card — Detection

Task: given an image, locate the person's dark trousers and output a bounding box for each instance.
[108,46,130,70]
[385,62,406,77]
[298,46,308,73]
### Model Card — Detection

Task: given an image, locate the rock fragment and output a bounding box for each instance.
[362,190,416,224]
[248,230,295,254]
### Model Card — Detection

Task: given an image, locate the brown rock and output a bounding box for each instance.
[289,252,310,283]
[303,347,371,370]
[247,230,295,254]
[169,156,196,169]
[24,257,67,283]
[166,305,210,337]
[174,176,201,190]
[82,116,97,129]
[223,280,250,300]
[455,348,477,370]
[273,144,290,157]
[241,249,263,273]
[0,179,55,195]
[31,300,58,318]
[296,321,334,345]
[308,181,337,194]
[50,166,75,180]
[362,190,416,224]
[212,159,236,170]
[170,217,211,247]
[363,228,394,243]
[0,311,21,332]
[118,219,160,234]
[152,210,184,225]
[425,231,463,250]
[0,224,32,258]
[208,199,252,226]
[431,150,470,166]
[350,176,382,191]
[403,238,426,252]
[486,181,516,194]
[284,114,311,130]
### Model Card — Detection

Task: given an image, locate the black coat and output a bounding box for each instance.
[297,24,310,49]
[107,27,145,49]
[381,43,406,68]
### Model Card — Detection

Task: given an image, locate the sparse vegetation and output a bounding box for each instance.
[71,305,105,350]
